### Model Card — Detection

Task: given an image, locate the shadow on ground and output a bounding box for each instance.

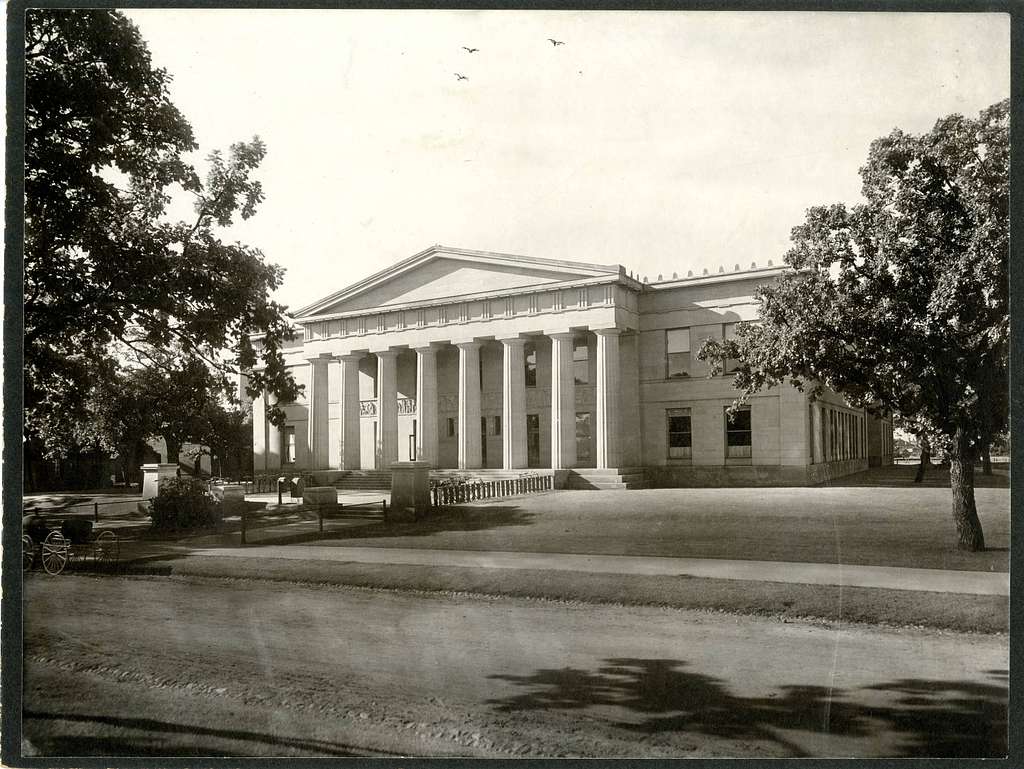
[331,505,535,540]
[488,659,1007,758]
[822,464,1009,489]
[23,710,373,757]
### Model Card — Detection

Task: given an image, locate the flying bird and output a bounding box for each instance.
[548,38,565,46]
[462,46,479,53]
[454,73,468,80]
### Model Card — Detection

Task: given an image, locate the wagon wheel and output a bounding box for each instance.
[95,530,119,568]
[22,534,34,571]
[41,530,69,575]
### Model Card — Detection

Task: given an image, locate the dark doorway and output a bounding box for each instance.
[527,414,541,468]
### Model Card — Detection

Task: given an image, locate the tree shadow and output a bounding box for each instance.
[330,505,537,540]
[488,657,1007,758]
[23,709,371,757]
[822,465,1009,489]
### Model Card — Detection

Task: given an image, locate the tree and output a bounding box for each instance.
[24,9,299,462]
[699,100,1008,552]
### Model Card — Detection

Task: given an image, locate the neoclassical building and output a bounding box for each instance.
[251,245,892,487]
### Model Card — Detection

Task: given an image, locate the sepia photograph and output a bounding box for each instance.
[7,5,1014,762]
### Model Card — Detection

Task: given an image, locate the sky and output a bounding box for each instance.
[123,9,1010,314]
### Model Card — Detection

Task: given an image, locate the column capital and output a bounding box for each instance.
[546,331,577,342]
[453,339,483,351]
[592,327,624,337]
[373,348,402,359]
[413,343,442,354]
[338,352,364,364]
[498,336,528,348]
[304,352,334,364]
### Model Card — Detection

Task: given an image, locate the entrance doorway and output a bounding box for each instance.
[526,414,541,468]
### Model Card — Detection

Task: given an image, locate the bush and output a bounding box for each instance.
[150,477,223,531]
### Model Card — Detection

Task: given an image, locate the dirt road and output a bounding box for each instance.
[22,574,1007,758]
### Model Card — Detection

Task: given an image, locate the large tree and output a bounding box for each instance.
[24,9,299,461]
[700,100,1008,551]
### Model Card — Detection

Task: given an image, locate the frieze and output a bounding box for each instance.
[397,397,416,415]
[359,400,377,417]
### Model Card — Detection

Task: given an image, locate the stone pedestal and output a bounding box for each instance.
[390,461,432,522]
[141,463,179,500]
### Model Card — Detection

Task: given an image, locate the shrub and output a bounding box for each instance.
[150,477,223,531]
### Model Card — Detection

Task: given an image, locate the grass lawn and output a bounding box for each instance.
[140,557,1008,635]
[321,465,1009,572]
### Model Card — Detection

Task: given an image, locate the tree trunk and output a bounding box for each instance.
[164,437,181,466]
[913,448,930,483]
[949,433,985,551]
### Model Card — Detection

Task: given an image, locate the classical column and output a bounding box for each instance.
[305,354,331,470]
[265,392,282,470]
[595,328,621,469]
[338,353,362,470]
[415,345,439,467]
[456,341,483,469]
[811,403,823,464]
[376,350,400,469]
[549,332,576,469]
[500,337,528,469]
[252,391,268,473]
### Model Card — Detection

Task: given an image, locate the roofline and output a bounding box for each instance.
[292,244,624,318]
[293,272,640,324]
[643,264,790,290]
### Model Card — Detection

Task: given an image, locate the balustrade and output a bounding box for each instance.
[430,473,553,508]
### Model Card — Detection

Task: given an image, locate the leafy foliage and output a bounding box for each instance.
[699,100,1008,550]
[149,476,223,531]
[24,9,300,459]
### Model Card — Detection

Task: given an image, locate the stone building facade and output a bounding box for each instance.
[251,246,893,487]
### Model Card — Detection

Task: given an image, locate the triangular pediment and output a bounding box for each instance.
[295,246,620,318]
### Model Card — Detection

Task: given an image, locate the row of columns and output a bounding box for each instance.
[299,330,623,471]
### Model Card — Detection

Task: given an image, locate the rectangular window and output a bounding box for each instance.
[446,417,456,438]
[666,328,691,378]
[575,412,592,461]
[525,343,537,388]
[667,408,692,459]
[573,337,589,385]
[493,415,502,436]
[725,407,752,459]
[282,426,296,464]
[723,322,741,374]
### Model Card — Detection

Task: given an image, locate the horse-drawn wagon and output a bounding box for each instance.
[23,515,119,575]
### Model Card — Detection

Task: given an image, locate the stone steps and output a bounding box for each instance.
[566,468,646,490]
[330,471,393,491]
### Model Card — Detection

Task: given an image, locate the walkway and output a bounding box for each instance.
[180,544,1009,596]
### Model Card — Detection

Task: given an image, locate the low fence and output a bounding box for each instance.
[431,474,552,507]
[234,473,317,495]
[24,496,144,523]
[239,498,387,545]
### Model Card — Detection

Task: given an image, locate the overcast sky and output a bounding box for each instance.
[123,9,1009,313]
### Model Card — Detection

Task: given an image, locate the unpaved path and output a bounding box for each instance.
[22,574,1007,758]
